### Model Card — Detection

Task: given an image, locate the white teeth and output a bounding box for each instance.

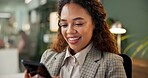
[68,38,79,40]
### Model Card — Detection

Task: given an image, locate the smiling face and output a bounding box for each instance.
[59,3,94,53]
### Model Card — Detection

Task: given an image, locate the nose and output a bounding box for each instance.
[66,24,77,34]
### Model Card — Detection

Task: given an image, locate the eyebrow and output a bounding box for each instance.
[73,17,84,21]
[60,17,84,22]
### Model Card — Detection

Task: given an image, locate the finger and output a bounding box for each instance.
[52,76,60,78]
[24,70,30,78]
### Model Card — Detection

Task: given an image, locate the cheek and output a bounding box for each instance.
[61,28,66,38]
[83,27,94,39]
[83,25,94,35]
[78,29,91,38]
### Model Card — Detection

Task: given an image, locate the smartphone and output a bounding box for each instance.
[21,60,52,78]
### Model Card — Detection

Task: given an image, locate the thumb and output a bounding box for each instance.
[24,70,30,78]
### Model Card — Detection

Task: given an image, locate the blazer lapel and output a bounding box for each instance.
[80,46,102,78]
[50,52,66,76]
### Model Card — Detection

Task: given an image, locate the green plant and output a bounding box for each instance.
[122,35,148,58]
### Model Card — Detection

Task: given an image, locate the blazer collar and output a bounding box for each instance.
[80,46,102,78]
[51,46,102,77]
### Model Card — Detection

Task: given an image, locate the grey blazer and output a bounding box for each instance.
[40,46,127,78]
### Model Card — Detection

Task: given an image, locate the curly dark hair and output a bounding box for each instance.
[50,0,118,54]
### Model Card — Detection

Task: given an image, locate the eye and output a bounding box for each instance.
[74,23,84,26]
[61,24,68,28]
[74,20,85,26]
[59,22,68,28]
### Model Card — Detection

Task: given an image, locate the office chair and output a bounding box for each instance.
[119,54,132,78]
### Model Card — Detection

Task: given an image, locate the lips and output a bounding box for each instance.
[67,37,80,44]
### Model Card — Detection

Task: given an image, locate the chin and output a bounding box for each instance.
[69,46,80,52]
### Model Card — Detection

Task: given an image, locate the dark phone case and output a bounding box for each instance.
[21,60,52,78]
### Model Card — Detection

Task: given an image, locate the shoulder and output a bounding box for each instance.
[102,52,125,72]
[40,49,66,76]
[103,52,123,63]
[40,49,65,64]
[101,52,127,77]
[101,52,124,68]
[41,49,58,58]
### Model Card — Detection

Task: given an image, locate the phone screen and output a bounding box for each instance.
[21,60,52,78]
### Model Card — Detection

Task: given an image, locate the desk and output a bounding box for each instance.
[132,58,148,78]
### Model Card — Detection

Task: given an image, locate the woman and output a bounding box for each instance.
[25,0,127,78]
[18,30,32,72]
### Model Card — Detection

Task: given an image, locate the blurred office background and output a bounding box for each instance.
[0,0,147,78]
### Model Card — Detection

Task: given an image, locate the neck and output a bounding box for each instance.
[68,48,76,55]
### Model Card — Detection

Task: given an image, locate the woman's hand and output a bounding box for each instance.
[24,70,31,78]
[52,76,60,78]
[24,69,60,78]
[24,70,44,78]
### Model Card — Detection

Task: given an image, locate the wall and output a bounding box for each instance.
[103,0,148,59]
